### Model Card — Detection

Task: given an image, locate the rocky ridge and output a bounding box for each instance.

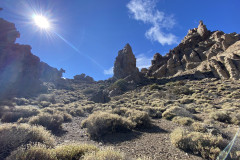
[146,21,240,80]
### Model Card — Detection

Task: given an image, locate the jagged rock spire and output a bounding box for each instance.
[113,43,139,80]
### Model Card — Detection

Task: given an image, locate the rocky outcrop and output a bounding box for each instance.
[113,44,140,81]
[0,18,64,98]
[147,21,240,80]
[73,73,94,83]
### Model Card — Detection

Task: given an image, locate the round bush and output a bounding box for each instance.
[81,111,134,138]
[29,113,64,132]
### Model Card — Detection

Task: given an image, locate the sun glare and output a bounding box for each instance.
[33,15,50,29]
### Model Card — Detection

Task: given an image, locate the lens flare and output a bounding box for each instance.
[33,15,50,29]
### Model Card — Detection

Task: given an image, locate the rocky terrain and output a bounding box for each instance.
[146,21,240,80]
[0,15,240,160]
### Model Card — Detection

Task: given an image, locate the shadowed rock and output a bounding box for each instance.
[0,18,64,98]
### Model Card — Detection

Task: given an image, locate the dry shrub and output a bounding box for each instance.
[61,112,73,122]
[7,143,98,160]
[170,128,225,160]
[54,144,98,160]
[149,83,162,90]
[142,106,162,118]
[15,98,29,105]
[192,122,207,132]
[83,88,96,95]
[1,106,40,123]
[172,116,194,126]
[210,111,231,123]
[40,101,51,108]
[6,143,56,160]
[112,107,152,128]
[37,94,56,103]
[230,113,240,125]
[69,107,85,117]
[0,123,55,159]
[83,147,126,160]
[29,113,64,132]
[162,106,193,120]
[81,111,134,138]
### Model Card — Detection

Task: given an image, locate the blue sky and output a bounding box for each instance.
[0,0,239,80]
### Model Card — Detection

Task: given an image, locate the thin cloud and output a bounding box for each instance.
[127,0,178,45]
[104,67,113,75]
[136,54,152,69]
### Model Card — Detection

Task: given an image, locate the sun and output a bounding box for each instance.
[33,15,50,29]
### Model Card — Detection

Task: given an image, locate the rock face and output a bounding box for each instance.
[147,21,240,80]
[0,18,63,98]
[113,43,140,81]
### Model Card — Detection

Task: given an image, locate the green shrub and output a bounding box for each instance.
[170,128,225,160]
[83,147,126,160]
[1,106,40,123]
[81,111,134,138]
[0,123,55,159]
[29,113,64,132]
[111,79,128,92]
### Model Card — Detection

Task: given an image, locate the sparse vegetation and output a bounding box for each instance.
[29,113,64,132]
[83,147,127,160]
[0,123,55,159]
[110,79,128,92]
[1,78,240,159]
[170,127,225,160]
[81,111,134,138]
[1,106,40,123]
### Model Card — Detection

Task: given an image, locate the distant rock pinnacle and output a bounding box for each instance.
[113,43,140,80]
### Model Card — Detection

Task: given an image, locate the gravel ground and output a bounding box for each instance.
[56,117,203,160]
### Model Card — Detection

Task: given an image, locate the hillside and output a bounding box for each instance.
[0,17,240,160]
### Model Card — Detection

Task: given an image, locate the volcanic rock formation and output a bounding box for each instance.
[113,43,140,81]
[0,18,63,98]
[147,21,240,80]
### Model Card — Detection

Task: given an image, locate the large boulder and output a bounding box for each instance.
[113,44,140,81]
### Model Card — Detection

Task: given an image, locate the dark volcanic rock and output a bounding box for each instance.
[147,21,240,80]
[113,43,140,81]
[0,18,63,98]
